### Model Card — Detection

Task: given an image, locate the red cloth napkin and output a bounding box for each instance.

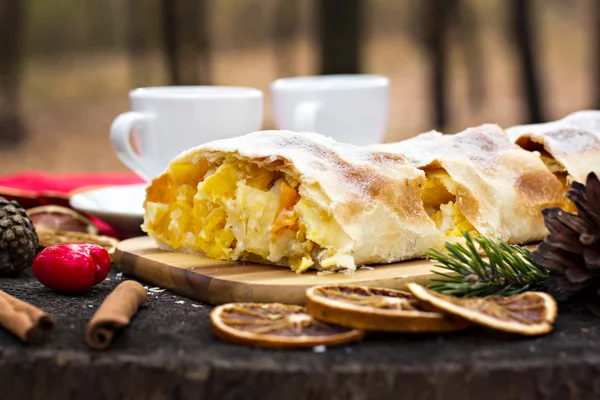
[0,171,143,194]
[0,171,144,237]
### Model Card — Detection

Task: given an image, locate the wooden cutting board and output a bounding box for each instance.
[113,236,443,305]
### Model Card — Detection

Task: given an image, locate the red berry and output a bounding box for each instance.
[32,243,111,293]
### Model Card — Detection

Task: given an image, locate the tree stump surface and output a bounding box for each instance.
[0,268,599,400]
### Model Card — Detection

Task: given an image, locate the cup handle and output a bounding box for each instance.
[292,102,320,132]
[110,111,156,181]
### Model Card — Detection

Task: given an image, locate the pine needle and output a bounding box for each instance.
[427,232,549,297]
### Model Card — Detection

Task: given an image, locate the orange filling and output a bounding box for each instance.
[272,182,301,234]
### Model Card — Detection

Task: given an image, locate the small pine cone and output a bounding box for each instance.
[531,173,600,313]
[0,197,39,275]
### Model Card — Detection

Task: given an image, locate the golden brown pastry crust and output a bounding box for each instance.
[143,112,600,271]
[507,110,600,183]
[143,131,441,271]
[376,124,565,243]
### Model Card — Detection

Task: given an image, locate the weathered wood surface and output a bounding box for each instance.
[0,268,599,400]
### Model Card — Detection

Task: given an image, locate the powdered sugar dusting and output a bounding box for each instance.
[544,129,600,155]
[507,110,600,156]
[506,110,600,182]
[562,110,600,135]
[377,124,513,171]
[376,123,562,243]
[174,130,418,206]
[150,130,444,268]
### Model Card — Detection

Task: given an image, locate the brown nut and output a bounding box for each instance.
[36,230,119,257]
[27,205,98,235]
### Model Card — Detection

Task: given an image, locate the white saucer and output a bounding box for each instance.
[69,184,147,235]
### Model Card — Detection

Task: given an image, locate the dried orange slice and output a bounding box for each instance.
[210,302,365,348]
[305,285,471,332]
[406,283,557,336]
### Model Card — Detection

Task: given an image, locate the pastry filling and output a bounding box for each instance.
[143,158,353,272]
[539,151,569,188]
[516,139,574,212]
[420,168,476,237]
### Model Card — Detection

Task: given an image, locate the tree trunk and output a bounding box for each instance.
[273,0,300,78]
[161,0,210,85]
[0,0,25,144]
[127,0,161,87]
[453,0,486,112]
[510,0,543,123]
[317,0,363,75]
[420,0,451,130]
[594,0,600,108]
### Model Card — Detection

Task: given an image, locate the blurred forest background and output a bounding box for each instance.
[1,0,598,173]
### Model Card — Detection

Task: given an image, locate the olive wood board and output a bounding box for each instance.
[113,236,450,305]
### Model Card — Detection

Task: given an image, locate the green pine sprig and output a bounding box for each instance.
[427,232,549,297]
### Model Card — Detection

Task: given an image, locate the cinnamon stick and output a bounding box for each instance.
[85,280,147,350]
[0,290,56,344]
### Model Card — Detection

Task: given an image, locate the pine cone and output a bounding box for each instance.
[0,197,39,276]
[531,172,600,315]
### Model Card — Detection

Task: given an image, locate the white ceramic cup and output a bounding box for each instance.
[270,74,390,146]
[110,86,263,181]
